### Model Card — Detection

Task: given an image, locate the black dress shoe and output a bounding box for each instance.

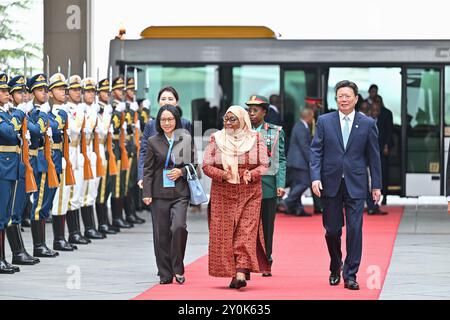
[262,272,272,277]
[295,210,312,217]
[159,279,173,285]
[229,278,247,289]
[368,209,388,215]
[314,209,323,214]
[277,203,288,213]
[175,275,185,284]
[329,272,341,286]
[344,280,360,290]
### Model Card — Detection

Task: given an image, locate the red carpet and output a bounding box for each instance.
[134,206,403,300]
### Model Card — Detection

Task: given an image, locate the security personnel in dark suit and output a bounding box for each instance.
[124,77,145,224]
[5,75,40,266]
[278,108,315,217]
[28,74,59,258]
[0,73,27,273]
[106,76,133,229]
[246,95,286,277]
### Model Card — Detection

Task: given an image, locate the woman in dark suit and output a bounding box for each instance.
[142,105,196,285]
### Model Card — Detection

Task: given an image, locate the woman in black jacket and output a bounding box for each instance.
[142,105,196,285]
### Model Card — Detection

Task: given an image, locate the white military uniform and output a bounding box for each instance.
[96,101,112,205]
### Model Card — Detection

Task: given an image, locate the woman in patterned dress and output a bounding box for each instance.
[202,105,270,289]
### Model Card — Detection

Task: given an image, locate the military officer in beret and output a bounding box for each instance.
[246,95,286,277]
[0,73,30,273]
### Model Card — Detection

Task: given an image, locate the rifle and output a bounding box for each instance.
[44,123,60,189]
[133,67,140,161]
[106,126,118,176]
[63,58,76,186]
[120,111,129,170]
[93,118,106,177]
[81,118,94,180]
[44,54,59,188]
[63,120,76,186]
[22,118,37,193]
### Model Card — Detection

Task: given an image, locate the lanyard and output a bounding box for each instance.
[164,138,174,169]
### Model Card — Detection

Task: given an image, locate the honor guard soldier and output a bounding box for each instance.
[95,78,118,235]
[0,73,29,273]
[246,95,286,277]
[48,73,77,251]
[124,77,145,224]
[107,76,133,229]
[65,75,91,245]
[5,75,40,265]
[28,74,60,258]
[79,77,105,239]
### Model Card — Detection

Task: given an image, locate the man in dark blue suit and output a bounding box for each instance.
[278,108,314,216]
[310,80,382,291]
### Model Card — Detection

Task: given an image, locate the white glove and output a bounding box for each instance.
[122,121,127,131]
[52,107,59,117]
[93,103,100,114]
[66,129,72,143]
[16,102,28,113]
[59,103,69,113]
[109,124,114,134]
[40,102,51,113]
[135,120,141,131]
[84,125,93,139]
[25,100,34,113]
[142,99,150,110]
[78,103,87,114]
[116,102,126,113]
[130,101,139,112]
[46,126,53,137]
[25,130,31,144]
[104,104,113,115]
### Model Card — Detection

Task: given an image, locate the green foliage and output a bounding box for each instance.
[0,0,42,74]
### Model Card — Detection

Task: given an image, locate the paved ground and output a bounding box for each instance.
[2,198,450,300]
[0,207,209,300]
[380,205,450,300]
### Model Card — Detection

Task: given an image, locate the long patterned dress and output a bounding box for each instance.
[203,133,270,277]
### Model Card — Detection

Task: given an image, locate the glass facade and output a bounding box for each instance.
[406,68,441,173]
[232,65,280,106]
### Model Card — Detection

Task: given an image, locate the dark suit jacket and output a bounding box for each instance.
[143,131,196,200]
[138,117,192,180]
[287,120,311,171]
[376,106,394,150]
[310,111,382,199]
[264,107,282,126]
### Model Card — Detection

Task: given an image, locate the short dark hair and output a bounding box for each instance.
[334,80,358,96]
[155,104,182,135]
[157,86,179,102]
[368,84,378,92]
[175,105,183,118]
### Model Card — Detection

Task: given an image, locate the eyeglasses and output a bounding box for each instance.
[223,116,238,124]
[336,95,353,101]
[160,117,175,123]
